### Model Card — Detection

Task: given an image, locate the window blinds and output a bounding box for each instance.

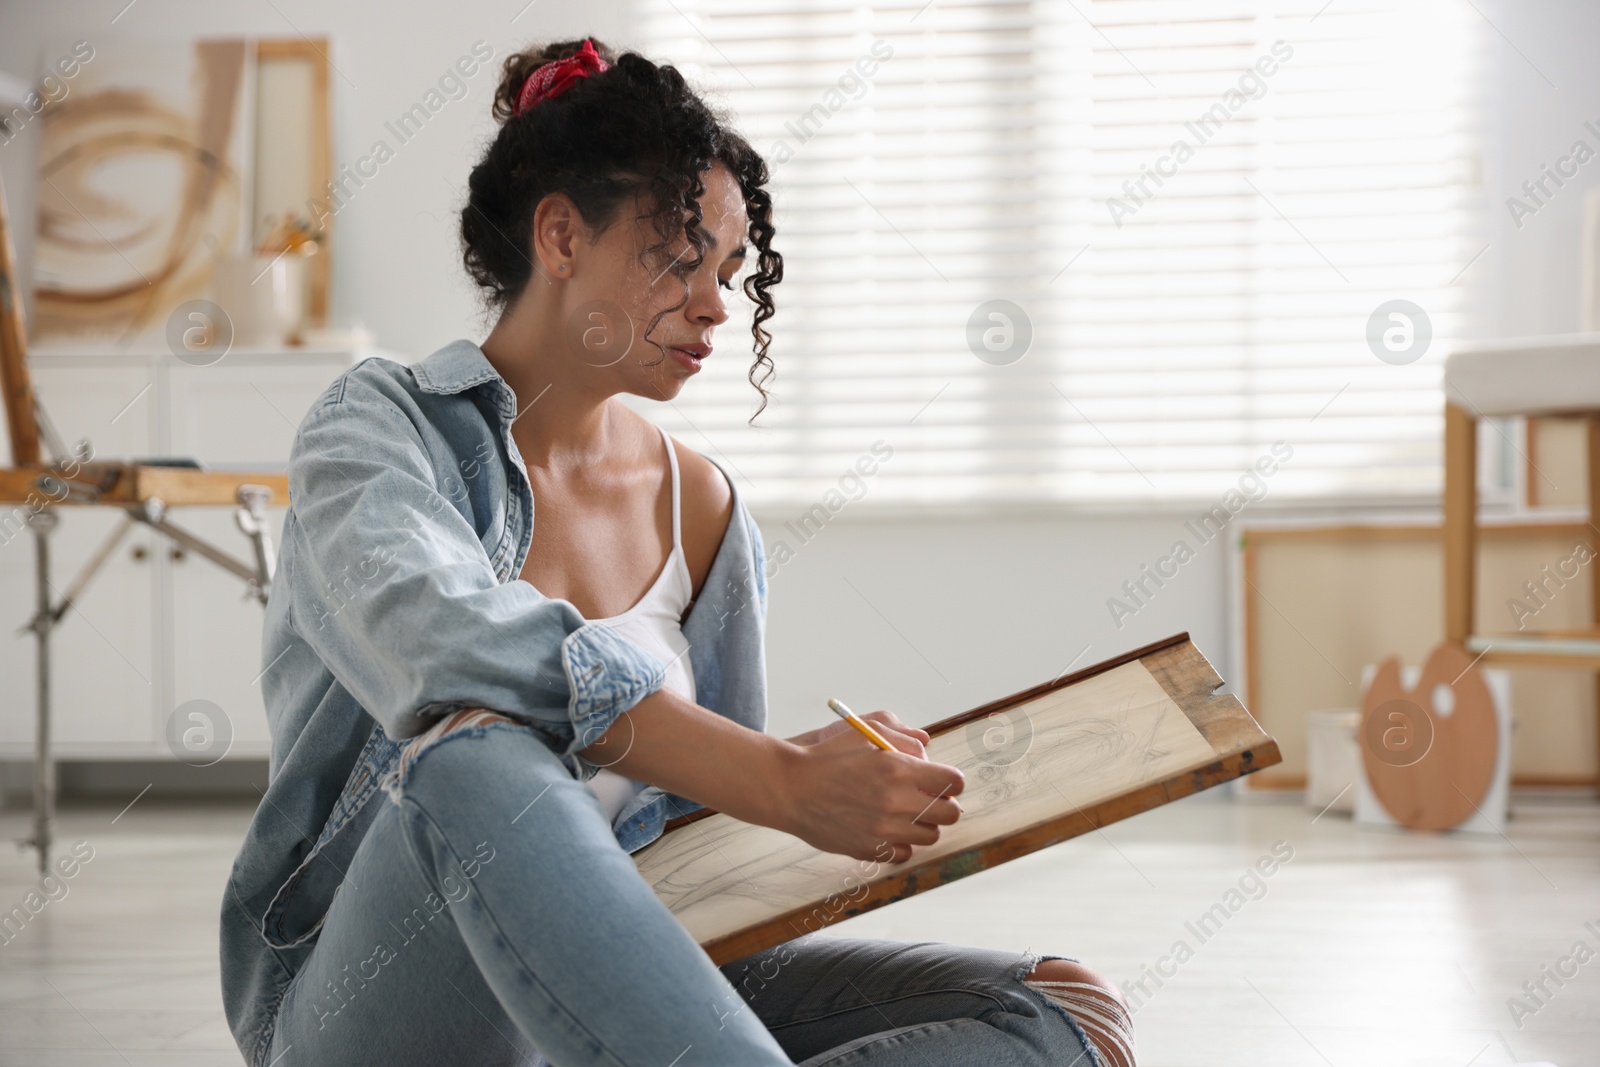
[631,0,1483,508]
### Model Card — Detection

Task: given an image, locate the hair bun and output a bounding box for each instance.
[492,38,617,123]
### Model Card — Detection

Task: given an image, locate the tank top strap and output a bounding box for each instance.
[658,424,682,553]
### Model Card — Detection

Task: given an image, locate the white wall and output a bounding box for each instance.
[1472,0,1600,337]
[756,508,1231,739]
[2,0,1597,743]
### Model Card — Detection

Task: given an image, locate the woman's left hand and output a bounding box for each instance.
[787,710,930,756]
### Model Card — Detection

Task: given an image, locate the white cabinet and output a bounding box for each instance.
[167,507,284,754]
[0,347,381,762]
[0,362,158,750]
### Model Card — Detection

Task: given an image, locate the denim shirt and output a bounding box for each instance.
[219,338,769,1066]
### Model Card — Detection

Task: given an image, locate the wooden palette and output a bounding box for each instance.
[1360,643,1498,831]
[634,632,1280,965]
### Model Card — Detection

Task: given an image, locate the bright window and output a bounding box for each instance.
[632,0,1484,508]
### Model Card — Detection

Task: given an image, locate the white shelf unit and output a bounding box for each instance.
[0,346,382,763]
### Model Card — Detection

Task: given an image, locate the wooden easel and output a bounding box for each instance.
[0,172,288,872]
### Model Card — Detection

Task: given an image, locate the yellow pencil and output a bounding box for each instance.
[826,698,895,751]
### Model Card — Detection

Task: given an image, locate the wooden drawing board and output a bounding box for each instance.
[635,633,1280,965]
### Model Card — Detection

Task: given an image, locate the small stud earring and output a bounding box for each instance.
[558,265,567,272]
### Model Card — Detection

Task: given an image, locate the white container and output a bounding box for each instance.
[211,252,306,347]
[1305,708,1360,815]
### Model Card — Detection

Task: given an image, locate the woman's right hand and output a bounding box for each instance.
[772,727,965,864]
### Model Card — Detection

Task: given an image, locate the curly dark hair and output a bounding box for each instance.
[461,38,783,419]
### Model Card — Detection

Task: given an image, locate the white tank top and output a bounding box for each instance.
[585,424,696,825]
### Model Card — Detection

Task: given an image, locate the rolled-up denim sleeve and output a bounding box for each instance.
[280,394,666,754]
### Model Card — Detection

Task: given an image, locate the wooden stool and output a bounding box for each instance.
[1442,335,1600,792]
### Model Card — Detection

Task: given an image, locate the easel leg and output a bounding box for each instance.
[235,485,276,604]
[26,507,58,875]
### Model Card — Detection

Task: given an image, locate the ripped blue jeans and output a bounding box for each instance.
[261,714,1109,1066]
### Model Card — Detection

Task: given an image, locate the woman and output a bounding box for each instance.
[220,37,1135,1067]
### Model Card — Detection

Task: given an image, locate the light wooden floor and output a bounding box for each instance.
[0,789,1594,1066]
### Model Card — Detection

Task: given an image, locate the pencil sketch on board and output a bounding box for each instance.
[634,659,1219,946]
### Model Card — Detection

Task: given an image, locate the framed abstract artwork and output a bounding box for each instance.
[31,37,332,344]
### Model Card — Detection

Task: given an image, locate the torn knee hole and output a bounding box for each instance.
[1024,960,1137,1067]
